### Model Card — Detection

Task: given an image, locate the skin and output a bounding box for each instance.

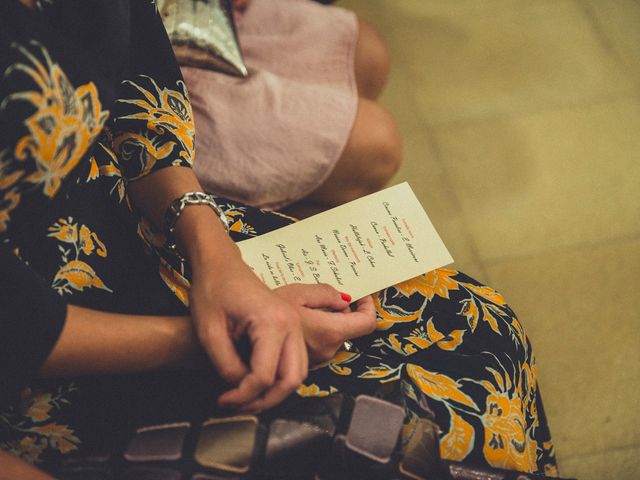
[2,0,377,476]
[4,151,376,480]
[287,98,403,218]
[284,18,403,218]
[354,19,392,101]
[128,167,375,408]
[0,450,54,480]
[232,0,402,219]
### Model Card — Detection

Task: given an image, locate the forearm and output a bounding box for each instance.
[0,450,53,480]
[127,166,242,271]
[39,305,198,377]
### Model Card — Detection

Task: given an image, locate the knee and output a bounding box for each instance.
[355,19,391,99]
[361,104,403,191]
[315,101,403,208]
[348,99,403,198]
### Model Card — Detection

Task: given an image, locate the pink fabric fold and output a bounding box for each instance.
[183,0,359,210]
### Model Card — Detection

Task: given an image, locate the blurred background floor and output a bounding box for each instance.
[337,1,640,479]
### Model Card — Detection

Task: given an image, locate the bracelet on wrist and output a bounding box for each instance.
[164,192,229,262]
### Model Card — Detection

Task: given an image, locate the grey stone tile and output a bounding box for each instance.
[582,0,640,81]
[386,1,635,124]
[432,98,640,260]
[485,238,640,459]
[390,127,487,281]
[560,445,640,480]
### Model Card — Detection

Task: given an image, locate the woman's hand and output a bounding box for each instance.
[274,285,377,367]
[189,257,309,413]
[127,167,373,413]
[129,167,311,413]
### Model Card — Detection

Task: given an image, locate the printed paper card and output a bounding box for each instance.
[237,182,453,300]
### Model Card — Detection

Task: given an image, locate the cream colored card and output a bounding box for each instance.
[237,183,453,300]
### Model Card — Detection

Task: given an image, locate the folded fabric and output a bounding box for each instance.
[183,0,359,210]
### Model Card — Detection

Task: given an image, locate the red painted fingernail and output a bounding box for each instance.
[340,292,352,302]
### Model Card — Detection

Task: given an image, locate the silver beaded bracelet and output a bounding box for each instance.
[164,191,230,262]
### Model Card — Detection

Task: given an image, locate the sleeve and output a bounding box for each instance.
[112,0,196,182]
[0,247,67,409]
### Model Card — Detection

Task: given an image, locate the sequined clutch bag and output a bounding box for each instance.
[158,0,248,77]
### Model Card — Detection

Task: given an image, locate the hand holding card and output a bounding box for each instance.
[237,183,453,300]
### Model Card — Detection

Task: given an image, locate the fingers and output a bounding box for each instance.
[217,324,285,408]
[355,294,375,311]
[214,285,359,412]
[198,318,248,386]
[337,295,377,340]
[278,283,349,311]
[302,296,377,366]
[240,330,308,413]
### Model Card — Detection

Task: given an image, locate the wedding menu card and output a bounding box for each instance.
[237,183,453,300]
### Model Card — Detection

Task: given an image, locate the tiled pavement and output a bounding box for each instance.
[338,1,640,478]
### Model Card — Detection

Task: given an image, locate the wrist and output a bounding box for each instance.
[172,206,240,267]
[41,307,200,377]
[158,316,201,368]
[165,192,229,263]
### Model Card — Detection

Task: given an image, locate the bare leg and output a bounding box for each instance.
[284,98,402,219]
[354,19,391,100]
[284,18,399,219]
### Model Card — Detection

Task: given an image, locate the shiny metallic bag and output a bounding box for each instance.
[158,0,248,77]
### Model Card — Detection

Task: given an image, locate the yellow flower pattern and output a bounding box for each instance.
[482,390,537,471]
[216,208,557,475]
[288,263,557,475]
[0,12,556,474]
[374,289,423,330]
[0,150,24,233]
[327,350,360,376]
[406,364,478,410]
[0,11,197,465]
[395,268,460,300]
[3,41,108,198]
[0,186,20,234]
[158,256,191,306]
[48,218,111,295]
[296,384,337,398]
[114,76,194,179]
[224,204,257,236]
[0,385,80,463]
[440,406,475,462]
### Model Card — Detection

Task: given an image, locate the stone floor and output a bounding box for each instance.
[338,1,640,478]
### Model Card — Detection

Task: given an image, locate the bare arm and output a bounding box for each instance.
[128,166,310,412]
[127,166,238,268]
[39,305,197,377]
[127,166,377,412]
[0,450,54,480]
[18,0,36,10]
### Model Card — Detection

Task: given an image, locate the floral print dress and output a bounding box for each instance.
[0,0,558,476]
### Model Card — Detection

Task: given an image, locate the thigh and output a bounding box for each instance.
[300,269,558,474]
[354,18,391,100]
[303,98,402,207]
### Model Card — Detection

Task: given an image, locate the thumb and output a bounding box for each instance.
[337,296,377,340]
[284,283,350,311]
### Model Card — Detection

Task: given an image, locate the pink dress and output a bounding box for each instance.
[182,0,358,210]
